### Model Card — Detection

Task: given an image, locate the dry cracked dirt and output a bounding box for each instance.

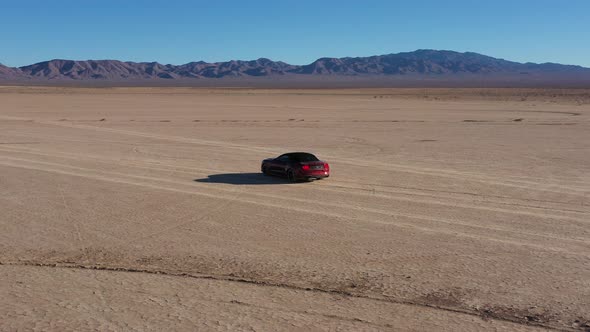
[1,87,589,331]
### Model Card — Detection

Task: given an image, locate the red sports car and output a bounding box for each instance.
[261,152,330,182]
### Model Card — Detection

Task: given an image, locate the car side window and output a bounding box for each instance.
[277,155,290,162]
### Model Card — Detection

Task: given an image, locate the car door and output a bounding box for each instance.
[272,154,290,175]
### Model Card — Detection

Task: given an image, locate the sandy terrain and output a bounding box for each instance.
[0,87,589,331]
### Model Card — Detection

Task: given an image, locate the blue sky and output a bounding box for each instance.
[1,0,589,67]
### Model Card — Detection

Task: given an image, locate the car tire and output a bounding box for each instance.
[287,169,297,183]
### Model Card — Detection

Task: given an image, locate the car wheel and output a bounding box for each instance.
[287,169,297,183]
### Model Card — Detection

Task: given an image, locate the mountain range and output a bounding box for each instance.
[2,50,590,86]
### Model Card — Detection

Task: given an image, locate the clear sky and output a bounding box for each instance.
[1,0,589,67]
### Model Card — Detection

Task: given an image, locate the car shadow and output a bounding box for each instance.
[194,173,292,185]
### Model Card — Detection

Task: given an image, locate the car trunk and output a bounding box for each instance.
[299,161,329,176]
[300,161,325,169]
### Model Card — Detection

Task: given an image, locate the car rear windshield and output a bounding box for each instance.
[289,153,319,162]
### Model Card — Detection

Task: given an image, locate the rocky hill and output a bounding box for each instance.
[3,50,590,84]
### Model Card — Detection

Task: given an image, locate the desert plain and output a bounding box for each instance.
[0,87,589,331]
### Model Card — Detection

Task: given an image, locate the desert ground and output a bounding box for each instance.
[0,87,589,331]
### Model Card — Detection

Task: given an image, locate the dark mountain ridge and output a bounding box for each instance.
[293,50,589,75]
[3,50,590,84]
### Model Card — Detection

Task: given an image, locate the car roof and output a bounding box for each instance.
[278,152,319,161]
[281,152,316,157]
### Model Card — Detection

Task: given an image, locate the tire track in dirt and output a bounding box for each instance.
[331,157,590,194]
[2,145,588,260]
[328,179,587,205]
[1,143,588,218]
[1,146,587,223]
[314,182,589,222]
[1,152,587,227]
[322,182,588,214]
[0,144,219,175]
[1,155,589,256]
[2,115,586,194]
[125,190,244,246]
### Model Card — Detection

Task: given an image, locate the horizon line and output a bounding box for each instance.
[3,49,588,69]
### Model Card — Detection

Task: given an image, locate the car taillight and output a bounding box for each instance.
[324,163,329,171]
[301,165,310,170]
